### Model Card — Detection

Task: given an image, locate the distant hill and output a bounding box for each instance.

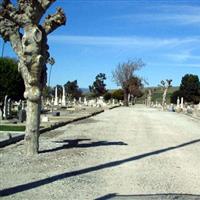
[80,88,90,94]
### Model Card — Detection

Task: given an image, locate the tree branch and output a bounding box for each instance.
[0,0,22,26]
[39,0,56,10]
[0,16,23,56]
[42,7,66,34]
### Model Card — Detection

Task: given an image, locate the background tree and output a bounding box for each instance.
[89,73,107,97]
[0,0,66,155]
[171,74,200,104]
[128,76,143,104]
[42,86,54,100]
[0,57,25,103]
[112,59,145,106]
[112,89,124,101]
[160,79,172,106]
[103,92,112,101]
[53,84,62,98]
[64,80,82,100]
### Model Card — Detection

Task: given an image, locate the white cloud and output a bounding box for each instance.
[112,4,200,26]
[113,13,200,26]
[148,62,200,68]
[49,35,200,49]
[165,52,200,62]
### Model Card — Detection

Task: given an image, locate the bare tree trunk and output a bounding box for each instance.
[25,98,41,155]
[162,88,168,106]
[124,88,129,106]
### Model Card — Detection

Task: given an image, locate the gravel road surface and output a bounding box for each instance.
[0,105,200,199]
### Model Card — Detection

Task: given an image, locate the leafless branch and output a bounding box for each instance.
[42,7,66,34]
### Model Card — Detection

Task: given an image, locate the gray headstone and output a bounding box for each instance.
[18,109,26,122]
[0,109,3,120]
[7,98,12,118]
[3,95,8,119]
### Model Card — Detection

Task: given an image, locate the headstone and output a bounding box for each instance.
[88,99,96,107]
[46,98,51,106]
[155,101,158,107]
[61,86,66,106]
[177,97,180,108]
[3,95,8,119]
[22,101,26,110]
[128,94,131,103]
[51,97,54,104]
[187,105,193,114]
[168,104,175,112]
[197,103,200,111]
[41,115,49,122]
[0,109,3,120]
[73,98,76,105]
[54,86,58,106]
[181,97,184,109]
[58,98,62,105]
[18,100,22,111]
[7,98,12,118]
[84,97,88,106]
[18,109,26,122]
[97,96,106,107]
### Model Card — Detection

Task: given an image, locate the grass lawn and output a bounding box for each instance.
[0,125,25,132]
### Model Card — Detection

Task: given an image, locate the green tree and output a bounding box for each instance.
[0,57,25,103]
[53,84,63,98]
[64,80,82,100]
[103,92,112,101]
[128,76,144,98]
[89,73,107,97]
[42,86,54,99]
[112,89,124,101]
[171,74,200,104]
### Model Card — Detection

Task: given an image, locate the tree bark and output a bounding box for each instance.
[162,88,168,106]
[124,88,129,106]
[25,98,41,155]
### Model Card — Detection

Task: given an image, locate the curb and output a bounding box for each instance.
[108,105,121,110]
[0,109,104,148]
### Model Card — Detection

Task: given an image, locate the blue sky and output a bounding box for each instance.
[1,0,200,89]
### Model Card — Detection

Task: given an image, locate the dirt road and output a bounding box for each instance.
[0,105,200,199]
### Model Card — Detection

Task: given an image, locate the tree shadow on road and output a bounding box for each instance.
[1,138,200,197]
[39,139,128,153]
[95,193,200,200]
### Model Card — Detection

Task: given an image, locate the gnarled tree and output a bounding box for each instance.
[0,0,66,155]
[112,59,145,106]
[160,79,172,107]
